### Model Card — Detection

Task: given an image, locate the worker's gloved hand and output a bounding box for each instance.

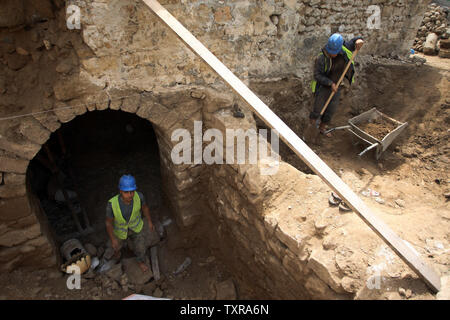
[356,39,364,51]
[111,237,120,252]
[331,83,338,93]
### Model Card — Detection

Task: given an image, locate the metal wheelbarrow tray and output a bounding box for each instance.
[326,108,408,160]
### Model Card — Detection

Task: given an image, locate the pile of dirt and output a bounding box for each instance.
[357,116,399,141]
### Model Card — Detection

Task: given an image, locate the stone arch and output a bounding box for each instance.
[0,89,208,272]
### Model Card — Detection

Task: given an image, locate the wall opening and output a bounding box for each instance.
[26,109,162,249]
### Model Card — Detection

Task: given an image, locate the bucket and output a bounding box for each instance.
[60,239,87,261]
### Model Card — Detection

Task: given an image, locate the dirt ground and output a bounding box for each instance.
[282,53,449,299]
[0,214,236,300]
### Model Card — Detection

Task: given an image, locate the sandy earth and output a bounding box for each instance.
[282,53,449,299]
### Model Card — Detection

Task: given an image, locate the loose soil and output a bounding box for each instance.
[356,116,399,141]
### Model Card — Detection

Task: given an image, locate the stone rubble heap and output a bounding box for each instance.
[413,3,450,56]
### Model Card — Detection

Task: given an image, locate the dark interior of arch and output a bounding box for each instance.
[27,110,163,246]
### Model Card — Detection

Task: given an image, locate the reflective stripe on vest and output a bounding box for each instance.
[311,46,355,93]
[109,192,144,240]
[341,45,355,84]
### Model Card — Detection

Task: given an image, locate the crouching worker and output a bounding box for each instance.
[106,174,156,273]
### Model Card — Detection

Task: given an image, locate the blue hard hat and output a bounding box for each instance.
[325,33,344,55]
[119,175,137,191]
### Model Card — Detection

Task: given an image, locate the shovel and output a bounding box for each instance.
[303,48,360,144]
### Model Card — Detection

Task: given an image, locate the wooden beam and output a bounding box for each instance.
[141,0,441,293]
[150,246,160,281]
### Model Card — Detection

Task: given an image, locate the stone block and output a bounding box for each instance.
[215,279,237,300]
[122,258,153,285]
[33,112,61,132]
[8,213,37,229]
[0,156,29,173]
[0,183,26,198]
[3,173,26,185]
[5,53,29,71]
[214,6,232,24]
[64,99,88,117]
[26,235,48,247]
[0,245,21,263]
[53,75,99,101]
[53,103,77,123]
[121,95,141,114]
[242,170,262,195]
[341,276,361,294]
[105,262,123,282]
[137,100,169,126]
[18,118,51,145]
[439,48,450,59]
[0,139,40,161]
[0,255,22,273]
[158,110,180,132]
[142,281,157,296]
[0,223,41,247]
[423,33,438,55]
[304,273,336,299]
[0,196,32,221]
[307,249,344,293]
[274,222,308,258]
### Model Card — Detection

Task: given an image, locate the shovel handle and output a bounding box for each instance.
[320,48,360,116]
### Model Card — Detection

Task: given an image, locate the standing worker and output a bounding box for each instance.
[309,33,364,137]
[106,175,155,273]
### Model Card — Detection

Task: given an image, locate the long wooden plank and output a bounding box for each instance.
[141,0,441,293]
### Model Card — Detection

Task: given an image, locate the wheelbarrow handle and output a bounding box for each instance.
[358,142,379,157]
[323,125,351,135]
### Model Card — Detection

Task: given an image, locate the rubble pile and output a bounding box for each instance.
[413,3,450,57]
[80,242,170,300]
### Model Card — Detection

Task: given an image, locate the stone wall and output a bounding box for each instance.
[200,106,417,299]
[70,0,430,90]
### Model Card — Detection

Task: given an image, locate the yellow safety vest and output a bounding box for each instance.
[109,192,143,240]
[311,45,355,93]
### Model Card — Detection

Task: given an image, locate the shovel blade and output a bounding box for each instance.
[303,122,319,144]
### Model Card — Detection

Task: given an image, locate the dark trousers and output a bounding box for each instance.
[107,219,160,263]
[309,85,341,124]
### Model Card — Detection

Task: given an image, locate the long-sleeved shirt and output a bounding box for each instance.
[313,36,363,89]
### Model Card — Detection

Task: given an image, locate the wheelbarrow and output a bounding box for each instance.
[324,108,408,160]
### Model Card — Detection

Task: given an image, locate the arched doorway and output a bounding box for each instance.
[26,109,164,250]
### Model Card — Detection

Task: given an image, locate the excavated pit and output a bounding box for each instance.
[22,109,247,300]
[27,110,163,243]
